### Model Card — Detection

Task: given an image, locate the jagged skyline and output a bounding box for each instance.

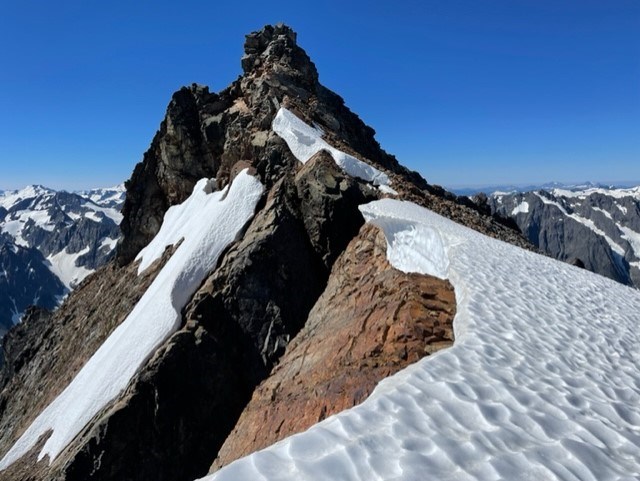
[1,0,638,190]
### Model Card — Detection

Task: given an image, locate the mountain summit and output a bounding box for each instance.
[2,25,637,481]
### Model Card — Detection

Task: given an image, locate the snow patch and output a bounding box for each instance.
[273,108,392,188]
[46,247,94,290]
[205,198,640,481]
[136,178,217,274]
[99,237,118,251]
[511,200,529,215]
[616,204,628,215]
[591,206,613,220]
[378,184,398,196]
[83,211,102,223]
[620,226,640,259]
[0,170,264,470]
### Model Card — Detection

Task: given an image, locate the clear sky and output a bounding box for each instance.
[0,0,639,190]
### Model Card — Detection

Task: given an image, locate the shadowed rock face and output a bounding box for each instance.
[487,190,640,287]
[211,223,456,471]
[0,24,530,481]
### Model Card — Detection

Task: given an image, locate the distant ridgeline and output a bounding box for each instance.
[0,185,125,335]
[480,185,640,288]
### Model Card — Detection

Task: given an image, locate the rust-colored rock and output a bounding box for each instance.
[211,223,456,471]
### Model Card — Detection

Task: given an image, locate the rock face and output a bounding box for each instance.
[0,24,532,481]
[211,223,455,470]
[0,237,63,337]
[487,188,640,287]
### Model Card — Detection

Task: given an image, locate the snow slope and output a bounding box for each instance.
[204,198,640,481]
[0,170,264,469]
[46,247,94,290]
[272,108,396,193]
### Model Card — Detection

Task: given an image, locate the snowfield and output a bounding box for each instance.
[0,170,264,469]
[273,108,397,193]
[203,198,640,481]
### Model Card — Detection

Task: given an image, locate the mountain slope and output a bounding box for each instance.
[0,24,543,481]
[0,236,63,336]
[487,186,640,287]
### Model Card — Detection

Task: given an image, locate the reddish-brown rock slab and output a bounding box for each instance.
[211,223,456,471]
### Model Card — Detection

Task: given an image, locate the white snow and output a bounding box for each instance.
[1,209,55,241]
[136,178,216,274]
[85,203,122,224]
[79,184,126,207]
[46,247,94,290]
[83,211,102,223]
[0,170,264,470]
[0,185,54,210]
[619,226,640,259]
[616,204,628,215]
[273,108,393,188]
[553,186,640,200]
[204,198,640,481]
[491,190,517,196]
[378,184,399,196]
[591,206,613,220]
[511,200,529,215]
[99,237,118,251]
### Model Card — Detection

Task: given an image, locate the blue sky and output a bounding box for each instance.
[0,0,638,190]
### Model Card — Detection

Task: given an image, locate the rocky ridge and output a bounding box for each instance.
[0,24,532,481]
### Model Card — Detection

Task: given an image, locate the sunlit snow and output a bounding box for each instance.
[0,170,264,470]
[511,200,529,215]
[46,247,94,290]
[273,108,394,190]
[204,198,640,481]
[553,186,640,200]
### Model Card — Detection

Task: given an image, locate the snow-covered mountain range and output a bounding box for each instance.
[486,185,640,288]
[0,185,124,334]
[452,180,640,197]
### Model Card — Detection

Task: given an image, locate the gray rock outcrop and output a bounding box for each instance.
[487,188,640,287]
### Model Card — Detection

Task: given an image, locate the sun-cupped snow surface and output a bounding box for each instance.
[204,198,640,481]
[272,107,396,193]
[0,170,264,470]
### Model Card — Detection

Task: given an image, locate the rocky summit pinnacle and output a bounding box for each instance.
[241,24,316,82]
[0,25,531,481]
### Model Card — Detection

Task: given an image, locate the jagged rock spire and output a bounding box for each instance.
[240,24,318,87]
